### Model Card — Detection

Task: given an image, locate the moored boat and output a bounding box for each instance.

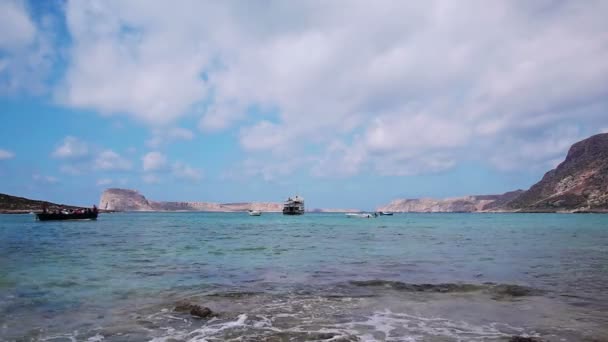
[248,210,262,216]
[36,207,98,221]
[283,195,305,215]
[379,211,393,216]
[346,213,377,218]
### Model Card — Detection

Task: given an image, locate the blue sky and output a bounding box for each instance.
[1,0,607,209]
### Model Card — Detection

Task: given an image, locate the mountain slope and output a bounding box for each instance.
[378,133,608,213]
[507,133,608,211]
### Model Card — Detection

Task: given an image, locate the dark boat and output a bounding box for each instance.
[283,195,305,215]
[36,209,98,221]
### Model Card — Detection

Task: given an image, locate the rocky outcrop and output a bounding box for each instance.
[99,188,153,211]
[506,133,608,212]
[99,188,283,212]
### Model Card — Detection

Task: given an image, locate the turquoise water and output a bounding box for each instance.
[1,212,607,341]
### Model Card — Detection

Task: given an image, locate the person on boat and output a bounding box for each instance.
[92,205,98,213]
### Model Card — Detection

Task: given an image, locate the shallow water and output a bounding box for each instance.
[0,212,607,341]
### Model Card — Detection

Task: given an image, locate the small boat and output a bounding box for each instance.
[248,210,262,216]
[379,211,393,216]
[36,206,98,221]
[346,213,377,218]
[36,210,98,221]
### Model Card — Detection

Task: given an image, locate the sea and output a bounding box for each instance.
[0,212,607,341]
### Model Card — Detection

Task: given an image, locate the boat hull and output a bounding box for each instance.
[36,212,98,221]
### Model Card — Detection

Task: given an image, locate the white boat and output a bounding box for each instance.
[346,213,376,218]
[248,210,262,216]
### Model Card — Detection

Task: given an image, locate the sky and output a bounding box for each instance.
[1,0,607,210]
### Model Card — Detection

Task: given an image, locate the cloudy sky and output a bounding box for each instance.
[1,0,607,209]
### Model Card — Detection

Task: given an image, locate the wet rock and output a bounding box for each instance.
[490,284,542,299]
[174,302,213,318]
[349,280,482,293]
[509,336,544,342]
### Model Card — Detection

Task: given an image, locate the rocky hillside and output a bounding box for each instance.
[0,193,83,214]
[378,133,608,213]
[377,192,520,213]
[507,133,608,212]
[99,188,283,212]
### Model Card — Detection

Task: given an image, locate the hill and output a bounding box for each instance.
[378,133,608,213]
[0,193,83,214]
[507,133,608,212]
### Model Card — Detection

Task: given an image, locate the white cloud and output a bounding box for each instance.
[0,0,56,94]
[0,149,15,160]
[52,136,89,159]
[142,174,161,184]
[31,2,608,176]
[32,174,58,184]
[146,127,194,147]
[171,161,202,182]
[96,178,113,186]
[94,150,132,171]
[59,164,84,175]
[142,151,167,171]
[0,0,35,49]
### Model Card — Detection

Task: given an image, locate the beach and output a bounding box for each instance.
[1,212,607,341]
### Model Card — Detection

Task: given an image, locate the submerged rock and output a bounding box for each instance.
[509,337,544,342]
[349,280,483,293]
[174,302,213,318]
[489,284,542,299]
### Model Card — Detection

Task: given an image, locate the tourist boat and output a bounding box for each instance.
[248,210,262,216]
[379,211,394,216]
[346,213,377,218]
[283,195,305,215]
[36,209,98,221]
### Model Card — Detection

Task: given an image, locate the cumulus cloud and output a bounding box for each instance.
[141,151,167,171]
[32,174,58,184]
[30,2,608,176]
[0,149,15,160]
[146,127,194,148]
[52,136,89,159]
[171,162,202,182]
[94,150,132,171]
[142,174,161,184]
[96,178,113,186]
[0,0,56,94]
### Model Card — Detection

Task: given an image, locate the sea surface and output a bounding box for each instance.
[1,212,607,341]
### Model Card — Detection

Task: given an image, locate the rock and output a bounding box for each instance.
[509,337,543,342]
[174,302,213,318]
[99,188,153,211]
[490,284,542,299]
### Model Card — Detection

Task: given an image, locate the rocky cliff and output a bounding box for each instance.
[99,188,283,212]
[506,133,608,212]
[99,189,154,211]
[378,133,608,213]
